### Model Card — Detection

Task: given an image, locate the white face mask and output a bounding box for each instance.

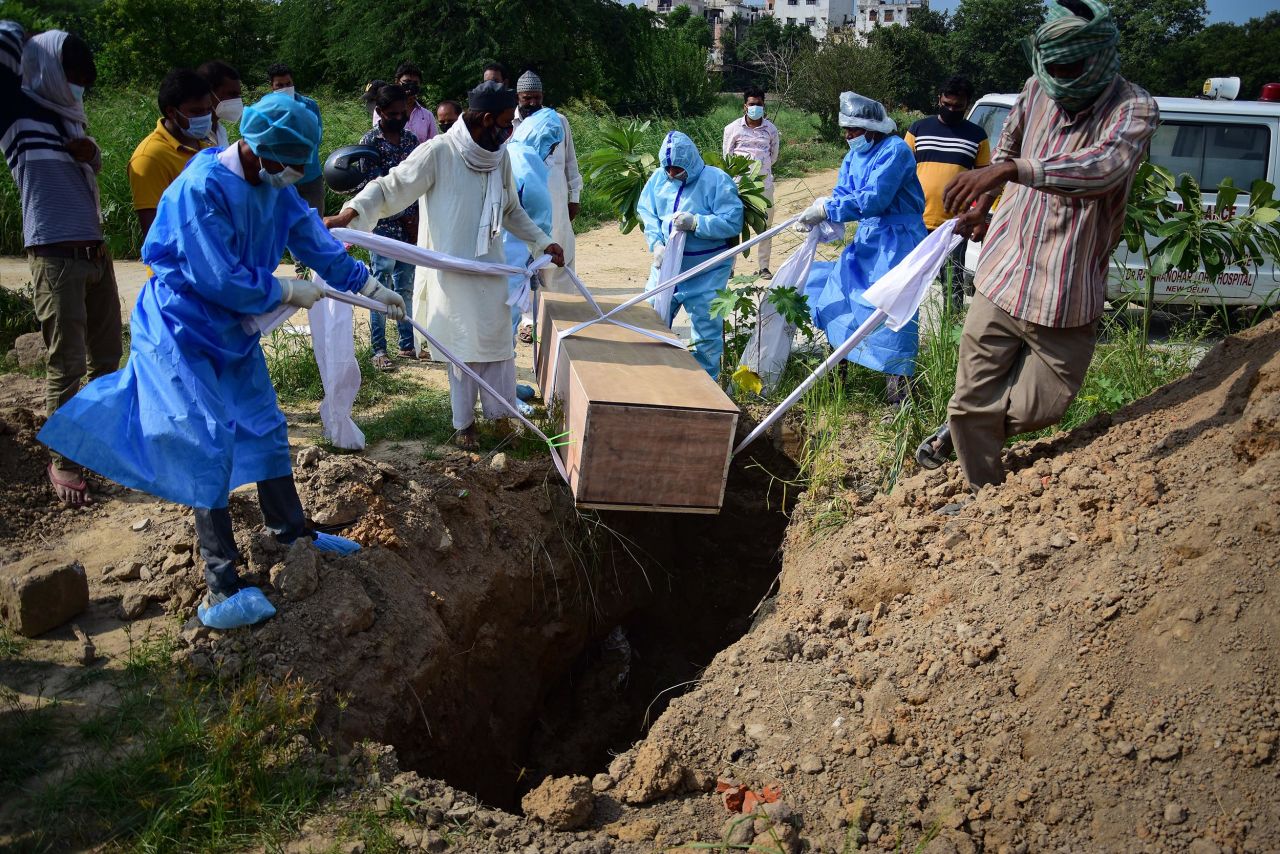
[69,83,86,104]
[259,165,304,188]
[215,97,244,124]
[277,86,296,97]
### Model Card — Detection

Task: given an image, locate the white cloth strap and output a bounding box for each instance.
[322,287,572,484]
[652,229,687,326]
[559,215,801,343]
[734,220,963,457]
[330,227,550,279]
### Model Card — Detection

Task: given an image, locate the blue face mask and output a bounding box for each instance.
[848,135,872,154]
[182,110,214,140]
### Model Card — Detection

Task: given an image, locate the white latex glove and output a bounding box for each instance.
[279,277,324,309]
[652,243,667,269]
[799,196,830,226]
[672,211,697,232]
[361,275,407,321]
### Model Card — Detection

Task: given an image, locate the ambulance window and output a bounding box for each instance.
[1149,121,1270,191]
[967,104,1010,150]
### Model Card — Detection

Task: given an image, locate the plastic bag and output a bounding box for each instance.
[651,229,687,326]
[740,220,844,392]
[309,279,365,450]
[198,586,277,629]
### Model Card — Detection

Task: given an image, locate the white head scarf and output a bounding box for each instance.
[22,31,89,133]
[21,30,100,215]
[443,118,507,258]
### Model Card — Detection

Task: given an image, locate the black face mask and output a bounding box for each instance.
[939,105,965,125]
[517,103,541,119]
[381,116,408,134]
[439,119,455,132]
[479,123,509,151]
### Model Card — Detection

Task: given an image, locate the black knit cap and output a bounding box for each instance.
[468,80,517,113]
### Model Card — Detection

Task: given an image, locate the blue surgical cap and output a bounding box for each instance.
[240,92,319,166]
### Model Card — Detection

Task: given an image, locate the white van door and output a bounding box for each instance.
[1113,112,1280,308]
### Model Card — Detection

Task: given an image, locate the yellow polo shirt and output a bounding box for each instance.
[127,119,207,211]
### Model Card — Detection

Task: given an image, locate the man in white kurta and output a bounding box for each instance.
[513,71,582,335]
[326,82,563,447]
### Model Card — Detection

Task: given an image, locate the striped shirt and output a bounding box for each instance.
[0,20,103,248]
[906,115,991,230]
[977,75,1157,327]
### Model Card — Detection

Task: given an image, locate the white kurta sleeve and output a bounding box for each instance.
[502,161,553,254]
[561,115,583,204]
[343,140,436,232]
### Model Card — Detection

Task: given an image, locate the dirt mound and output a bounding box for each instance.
[0,407,62,541]
[596,318,1280,852]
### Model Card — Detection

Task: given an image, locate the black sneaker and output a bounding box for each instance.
[758,269,773,280]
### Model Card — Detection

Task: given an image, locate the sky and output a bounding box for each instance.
[623,0,1278,25]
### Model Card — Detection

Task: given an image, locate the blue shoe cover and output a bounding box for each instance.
[198,586,277,629]
[516,383,537,402]
[312,532,362,555]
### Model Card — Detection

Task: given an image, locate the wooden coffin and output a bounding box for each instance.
[535,292,739,513]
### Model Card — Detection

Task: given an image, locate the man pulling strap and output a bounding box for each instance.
[916,0,1157,491]
[325,81,564,449]
[39,93,406,627]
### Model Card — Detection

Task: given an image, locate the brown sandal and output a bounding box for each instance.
[454,425,479,450]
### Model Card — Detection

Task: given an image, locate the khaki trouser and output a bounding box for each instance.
[30,251,123,471]
[947,292,1097,489]
[756,185,775,272]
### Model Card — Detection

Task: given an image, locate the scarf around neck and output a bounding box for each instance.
[22,30,101,216]
[1022,0,1120,113]
[444,118,506,258]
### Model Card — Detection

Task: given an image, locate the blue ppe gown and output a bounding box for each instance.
[637,131,744,377]
[810,135,927,376]
[505,109,563,334]
[38,148,370,509]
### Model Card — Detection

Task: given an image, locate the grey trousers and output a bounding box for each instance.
[947,293,1097,489]
[195,476,308,594]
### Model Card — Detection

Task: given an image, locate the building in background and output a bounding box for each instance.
[648,0,761,64]
[760,0,925,40]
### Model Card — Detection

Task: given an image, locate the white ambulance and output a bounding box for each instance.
[963,80,1280,310]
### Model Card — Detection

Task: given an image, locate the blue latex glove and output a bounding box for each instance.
[312,532,362,555]
[198,586,277,629]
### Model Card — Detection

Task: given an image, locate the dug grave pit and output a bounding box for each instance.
[180,429,797,810]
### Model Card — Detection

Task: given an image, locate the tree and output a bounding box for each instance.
[947,0,1045,95]
[1108,0,1206,94]
[866,7,950,111]
[787,40,898,140]
[664,4,713,50]
[89,0,275,86]
[1167,12,1280,100]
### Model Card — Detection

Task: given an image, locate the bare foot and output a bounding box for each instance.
[48,464,93,507]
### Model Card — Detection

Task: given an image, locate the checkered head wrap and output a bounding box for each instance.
[1022,0,1120,112]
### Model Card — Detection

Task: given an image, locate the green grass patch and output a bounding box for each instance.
[752,270,1206,503]
[263,326,413,408]
[7,627,340,853]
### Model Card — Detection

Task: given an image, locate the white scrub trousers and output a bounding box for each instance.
[449,359,517,430]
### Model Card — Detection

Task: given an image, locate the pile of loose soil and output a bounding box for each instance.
[576,317,1279,852]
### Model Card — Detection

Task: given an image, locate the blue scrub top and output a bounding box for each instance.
[39,148,369,508]
[810,135,927,375]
